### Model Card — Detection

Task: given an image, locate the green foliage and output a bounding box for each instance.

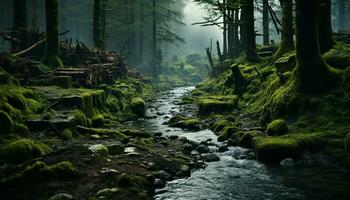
[266,119,288,136]
[197,95,238,116]
[345,133,350,153]
[13,123,29,136]
[0,111,13,134]
[0,139,51,164]
[72,109,89,127]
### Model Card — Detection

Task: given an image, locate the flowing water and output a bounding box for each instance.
[127,86,350,200]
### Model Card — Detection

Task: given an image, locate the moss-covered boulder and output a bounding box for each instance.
[0,139,51,164]
[266,119,288,136]
[62,129,73,140]
[88,144,109,156]
[1,161,77,186]
[323,49,350,69]
[91,114,105,128]
[253,137,301,164]
[166,115,186,125]
[183,119,201,130]
[72,109,89,127]
[130,97,146,117]
[237,131,265,148]
[217,126,240,142]
[211,120,232,134]
[76,126,129,143]
[0,110,13,134]
[197,96,238,116]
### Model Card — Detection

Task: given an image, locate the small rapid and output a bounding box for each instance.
[126,86,350,200]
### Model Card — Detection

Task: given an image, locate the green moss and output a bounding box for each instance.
[238,131,265,148]
[13,123,29,136]
[323,49,350,69]
[266,119,288,136]
[0,139,51,164]
[120,129,150,138]
[72,109,89,127]
[183,119,201,130]
[130,97,146,117]
[0,110,13,134]
[253,136,301,164]
[211,120,232,133]
[62,129,73,140]
[197,96,238,115]
[0,102,23,122]
[6,92,27,111]
[91,114,105,128]
[218,126,240,142]
[77,127,129,143]
[1,161,77,186]
[166,115,186,125]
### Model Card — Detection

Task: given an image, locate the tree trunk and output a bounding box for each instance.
[274,0,294,59]
[240,0,259,62]
[294,0,339,93]
[139,3,144,63]
[338,0,345,31]
[233,9,240,57]
[262,0,270,45]
[93,0,104,50]
[12,0,27,50]
[318,0,335,53]
[42,0,63,68]
[228,9,234,58]
[223,0,228,58]
[101,0,106,49]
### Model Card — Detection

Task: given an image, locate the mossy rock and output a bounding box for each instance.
[88,144,109,156]
[266,119,288,136]
[1,161,77,186]
[0,110,13,134]
[166,115,186,125]
[91,114,105,128]
[76,126,129,143]
[183,119,201,131]
[130,97,146,117]
[62,129,73,140]
[236,131,265,148]
[323,49,350,69]
[217,126,240,142]
[0,139,51,164]
[0,102,23,122]
[13,123,29,136]
[253,137,301,164]
[52,76,72,88]
[197,96,238,116]
[211,120,232,134]
[120,129,151,138]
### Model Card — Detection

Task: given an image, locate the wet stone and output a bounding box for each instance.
[154,178,166,188]
[48,193,73,200]
[203,153,220,162]
[218,145,229,153]
[196,144,210,154]
[156,170,173,181]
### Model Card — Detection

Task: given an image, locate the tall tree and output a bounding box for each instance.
[12,0,27,50]
[338,0,345,31]
[318,0,335,53]
[42,0,63,68]
[93,0,104,50]
[262,0,270,45]
[274,0,294,59]
[240,0,259,62]
[294,0,339,93]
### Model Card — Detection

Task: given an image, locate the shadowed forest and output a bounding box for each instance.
[1,0,350,200]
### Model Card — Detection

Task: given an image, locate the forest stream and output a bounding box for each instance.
[123,86,350,200]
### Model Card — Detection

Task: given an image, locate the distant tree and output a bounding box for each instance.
[318,0,336,53]
[240,0,259,62]
[294,0,339,93]
[93,0,105,50]
[12,0,27,50]
[42,0,63,68]
[262,0,270,46]
[274,0,294,59]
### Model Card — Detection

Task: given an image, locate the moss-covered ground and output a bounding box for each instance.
[190,43,350,167]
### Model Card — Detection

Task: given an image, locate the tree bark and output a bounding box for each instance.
[262,0,270,45]
[274,0,294,59]
[101,0,106,49]
[318,0,335,53]
[42,0,63,68]
[93,0,104,50]
[294,0,339,93]
[338,0,345,31]
[223,0,228,58]
[240,0,259,62]
[233,9,240,57]
[12,0,27,50]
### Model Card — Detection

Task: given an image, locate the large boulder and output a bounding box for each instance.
[266,119,288,136]
[130,97,146,117]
